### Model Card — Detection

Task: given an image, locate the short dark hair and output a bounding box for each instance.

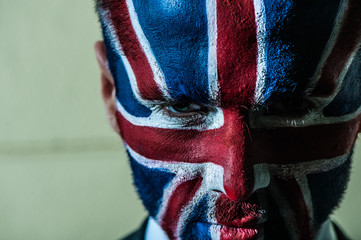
[94,0,102,20]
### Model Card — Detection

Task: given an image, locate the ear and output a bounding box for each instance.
[94,41,120,134]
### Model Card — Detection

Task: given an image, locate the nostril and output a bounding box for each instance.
[211,189,223,193]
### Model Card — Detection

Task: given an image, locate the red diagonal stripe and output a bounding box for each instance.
[311,0,361,97]
[217,0,258,107]
[103,0,163,100]
[273,177,313,240]
[160,177,203,240]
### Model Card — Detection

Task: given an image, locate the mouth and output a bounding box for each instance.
[197,218,266,240]
[217,214,267,228]
[218,225,262,240]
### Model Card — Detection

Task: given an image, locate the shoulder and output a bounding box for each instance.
[119,219,148,240]
[332,222,352,240]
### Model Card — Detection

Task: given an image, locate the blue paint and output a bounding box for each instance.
[181,196,211,240]
[128,153,176,217]
[324,49,361,116]
[307,154,352,226]
[261,0,341,103]
[132,0,210,103]
[262,0,297,102]
[102,23,152,118]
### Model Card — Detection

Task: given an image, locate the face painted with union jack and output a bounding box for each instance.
[96,0,361,239]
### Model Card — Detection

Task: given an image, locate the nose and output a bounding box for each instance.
[222,144,254,201]
[216,110,264,201]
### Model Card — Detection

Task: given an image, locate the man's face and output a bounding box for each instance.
[97,0,361,239]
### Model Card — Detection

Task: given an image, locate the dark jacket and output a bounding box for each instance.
[120,219,351,240]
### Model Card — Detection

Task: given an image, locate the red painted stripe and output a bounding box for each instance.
[117,108,360,201]
[117,109,254,201]
[311,0,361,97]
[273,177,313,240]
[217,0,258,107]
[248,116,360,164]
[118,110,360,166]
[103,0,163,100]
[160,177,203,240]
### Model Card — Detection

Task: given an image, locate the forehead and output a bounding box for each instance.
[100,0,348,106]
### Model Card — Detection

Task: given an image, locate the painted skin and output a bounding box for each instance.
[96,0,361,239]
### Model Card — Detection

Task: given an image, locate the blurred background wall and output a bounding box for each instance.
[0,0,360,239]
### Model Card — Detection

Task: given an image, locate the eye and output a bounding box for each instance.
[164,102,207,116]
[266,98,313,117]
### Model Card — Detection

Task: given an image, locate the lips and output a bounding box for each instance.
[219,225,262,240]
[212,195,267,239]
[213,216,266,240]
[217,214,267,228]
[215,195,267,225]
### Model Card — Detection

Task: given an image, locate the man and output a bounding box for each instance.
[94,0,361,239]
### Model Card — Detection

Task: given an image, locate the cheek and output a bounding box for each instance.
[116,110,226,163]
[307,157,352,226]
[129,154,176,218]
[249,117,360,165]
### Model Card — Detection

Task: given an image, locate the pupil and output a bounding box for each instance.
[173,103,190,112]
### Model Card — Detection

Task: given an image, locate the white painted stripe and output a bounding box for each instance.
[116,100,225,130]
[126,144,225,240]
[100,9,148,106]
[102,8,225,131]
[268,181,298,240]
[269,153,349,177]
[307,0,349,96]
[209,225,221,240]
[207,191,221,240]
[175,186,206,239]
[126,0,172,99]
[249,104,361,129]
[253,0,267,104]
[126,144,225,193]
[207,0,219,104]
[295,175,314,231]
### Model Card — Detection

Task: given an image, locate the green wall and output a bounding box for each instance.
[0,0,360,239]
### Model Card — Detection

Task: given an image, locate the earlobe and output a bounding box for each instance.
[94,41,120,134]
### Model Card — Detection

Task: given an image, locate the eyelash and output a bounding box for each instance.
[261,98,314,118]
[148,101,210,120]
[163,102,209,117]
